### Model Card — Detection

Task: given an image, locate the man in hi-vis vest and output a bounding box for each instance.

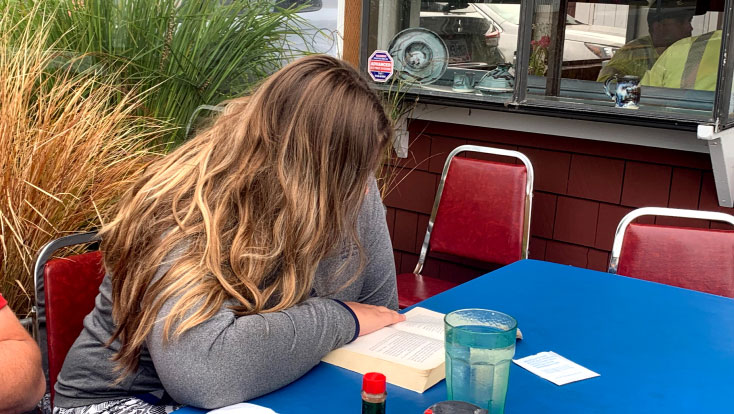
[597,0,694,82]
[642,28,721,90]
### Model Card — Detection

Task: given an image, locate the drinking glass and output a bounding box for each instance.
[444,309,517,414]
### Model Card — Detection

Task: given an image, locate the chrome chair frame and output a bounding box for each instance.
[31,232,100,344]
[184,104,225,137]
[608,207,734,274]
[413,144,535,275]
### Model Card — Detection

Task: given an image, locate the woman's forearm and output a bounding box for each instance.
[147,296,356,409]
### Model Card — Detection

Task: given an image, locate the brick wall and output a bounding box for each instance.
[382,119,731,283]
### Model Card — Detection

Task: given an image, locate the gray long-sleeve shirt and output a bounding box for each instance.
[54,178,397,409]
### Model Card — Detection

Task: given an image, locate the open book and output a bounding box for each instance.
[321,307,446,393]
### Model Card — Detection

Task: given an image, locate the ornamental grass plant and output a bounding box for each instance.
[0,9,168,314]
[375,79,425,200]
[8,0,309,146]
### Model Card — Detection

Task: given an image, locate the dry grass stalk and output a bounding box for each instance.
[0,11,168,314]
[376,80,422,200]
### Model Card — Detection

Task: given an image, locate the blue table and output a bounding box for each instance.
[176,259,734,413]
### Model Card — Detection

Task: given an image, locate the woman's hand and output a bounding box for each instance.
[344,302,406,336]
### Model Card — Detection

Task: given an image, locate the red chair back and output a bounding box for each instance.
[44,250,105,401]
[430,157,528,265]
[396,145,533,308]
[617,223,734,297]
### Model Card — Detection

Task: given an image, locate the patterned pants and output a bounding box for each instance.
[53,398,180,414]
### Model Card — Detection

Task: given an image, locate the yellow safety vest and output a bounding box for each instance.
[597,36,658,82]
[641,30,721,91]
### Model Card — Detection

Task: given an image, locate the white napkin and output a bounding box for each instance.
[513,351,600,385]
[207,403,278,414]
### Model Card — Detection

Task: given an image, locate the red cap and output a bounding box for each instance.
[362,372,386,394]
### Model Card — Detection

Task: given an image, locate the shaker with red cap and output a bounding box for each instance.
[361,372,386,414]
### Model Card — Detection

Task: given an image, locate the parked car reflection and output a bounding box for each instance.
[218,0,339,56]
[420,1,625,78]
[278,0,339,56]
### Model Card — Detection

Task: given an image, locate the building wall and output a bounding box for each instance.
[573,3,629,27]
[383,118,731,283]
[570,3,719,42]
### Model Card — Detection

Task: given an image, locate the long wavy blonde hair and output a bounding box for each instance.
[101,55,393,376]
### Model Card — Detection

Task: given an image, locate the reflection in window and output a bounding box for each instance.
[276,0,323,13]
[528,0,723,117]
[596,2,693,83]
[369,0,726,119]
[421,3,502,69]
[371,1,522,100]
[592,0,718,91]
[641,23,720,90]
[532,3,625,80]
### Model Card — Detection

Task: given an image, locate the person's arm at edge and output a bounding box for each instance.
[597,52,628,83]
[148,294,357,408]
[341,177,403,335]
[0,306,46,414]
[350,177,398,310]
[597,38,646,83]
[149,289,401,409]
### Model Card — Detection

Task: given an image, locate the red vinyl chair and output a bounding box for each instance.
[32,232,104,404]
[609,207,734,297]
[396,144,534,308]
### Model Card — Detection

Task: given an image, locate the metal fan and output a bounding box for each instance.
[388,28,448,85]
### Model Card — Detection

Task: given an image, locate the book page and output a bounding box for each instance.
[391,307,445,341]
[338,327,444,370]
[321,307,447,392]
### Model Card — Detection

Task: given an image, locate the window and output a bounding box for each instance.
[277,0,323,13]
[368,1,522,104]
[524,1,723,122]
[364,0,734,128]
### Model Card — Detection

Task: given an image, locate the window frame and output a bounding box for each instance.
[717,0,734,128]
[360,0,734,132]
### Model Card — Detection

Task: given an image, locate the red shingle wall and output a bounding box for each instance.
[382,119,729,282]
